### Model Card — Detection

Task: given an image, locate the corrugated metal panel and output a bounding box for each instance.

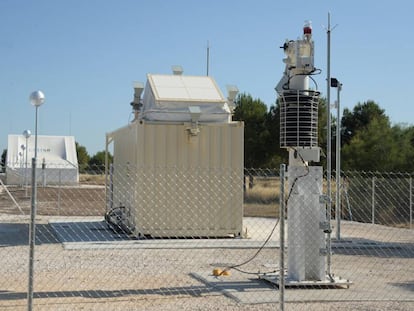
[111,121,244,237]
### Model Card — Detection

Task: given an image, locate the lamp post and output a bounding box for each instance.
[331,78,342,240]
[27,90,44,311]
[19,150,24,185]
[23,130,31,197]
[19,150,23,166]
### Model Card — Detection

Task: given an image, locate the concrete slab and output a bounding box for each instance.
[49,217,280,250]
[49,217,414,252]
[260,274,352,289]
[190,271,278,304]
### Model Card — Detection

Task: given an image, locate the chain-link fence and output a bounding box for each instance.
[0,164,413,310]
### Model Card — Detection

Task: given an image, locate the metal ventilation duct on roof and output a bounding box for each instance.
[172,65,183,75]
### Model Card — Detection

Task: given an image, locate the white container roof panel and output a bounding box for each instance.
[148,74,225,102]
[141,74,231,123]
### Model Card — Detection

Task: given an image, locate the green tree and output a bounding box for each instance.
[263,100,287,168]
[341,100,388,145]
[390,124,414,172]
[340,101,402,171]
[233,93,269,168]
[89,151,113,167]
[76,142,90,172]
[318,97,328,150]
[1,149,6,172]
[317,97,330,168]
[342,114,397,171]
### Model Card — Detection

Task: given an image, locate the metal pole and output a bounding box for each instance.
[28,106,39,311]
[335,83,342,240]
[206,40,210,76]
[409,177,412,229]
[20,151,24,186]
[28,158,36,310]
[41,158,46,187]
[372,176,375,225]
[105,134,110,212]
[279,164,286,311]
[25,137,29,197]
[110,163,114,211]
[57,170,61,215]
[326,12,332,276]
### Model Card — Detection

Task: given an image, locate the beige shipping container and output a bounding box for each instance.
[108,120,244,237]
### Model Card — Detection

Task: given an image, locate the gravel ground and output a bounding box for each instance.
[1,295,413,310]
[0,213,413,311]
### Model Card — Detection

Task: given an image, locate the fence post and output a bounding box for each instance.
[109,164,114,211]
[279,164,286,311]
[41,158,46,187]
[336,170,341,240]
[57,170,62,215]
[371,176,376,224]
[28,158,37,311]
[410,177,412,229]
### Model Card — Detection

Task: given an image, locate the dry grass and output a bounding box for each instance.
[244,177,281,203]
[79,173,106,185]
[244,203,279,218]
[243,177,280,218]
[77,174,282,218]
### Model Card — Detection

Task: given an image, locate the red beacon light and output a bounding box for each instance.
[303,20,312,35]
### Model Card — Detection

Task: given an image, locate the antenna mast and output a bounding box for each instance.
[206,40,210,76]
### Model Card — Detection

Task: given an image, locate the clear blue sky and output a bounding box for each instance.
[1,0,413,155]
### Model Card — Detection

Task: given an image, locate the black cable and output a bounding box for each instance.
[285,148,310,204]
[219,217,280,276]
[281,67,321,91]
[232,267,276,276]
[231,266,284,276]
[309,75,318,90]
[217,149,310,277]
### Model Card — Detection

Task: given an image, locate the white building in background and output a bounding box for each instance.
[6,135,79,185]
